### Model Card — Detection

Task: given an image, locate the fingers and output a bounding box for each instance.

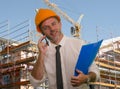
[75,69,83,74]
[38,35,46,44]
[71,77,80,83]
[38,35,49,47]
[71,69,83,81]
[38,35,48,47]
[37,36,48,54]
[71,74,80,87]
[71,70,84,87]
[71,76,81,87]
[71,82,80,87]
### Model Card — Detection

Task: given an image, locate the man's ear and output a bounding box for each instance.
[37,26,45,36]
[41,31,45,36]
[42,32,45,35]
[36,26,41,33]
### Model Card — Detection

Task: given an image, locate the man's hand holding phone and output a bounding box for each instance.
[38,35,49,55]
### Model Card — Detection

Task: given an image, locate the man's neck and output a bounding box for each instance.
[52,34,63,45]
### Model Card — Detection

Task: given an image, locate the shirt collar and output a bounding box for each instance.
[59,35,66,47]
[49,35,67,47]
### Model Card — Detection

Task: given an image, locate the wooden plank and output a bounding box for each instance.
[114,49,120,54]
[100,74,120,81]
[0,41,31,55]
[89,82,120,88]
[100,70,120,77]
[0,80,30,88]
[0,56,36,68]
[0,66,24,74]
[95,58,120,67]
[95,61,120,71]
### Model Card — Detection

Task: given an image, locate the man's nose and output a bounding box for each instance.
[49,26,55,31]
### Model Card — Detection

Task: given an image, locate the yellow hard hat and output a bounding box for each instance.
[35,8,60,33]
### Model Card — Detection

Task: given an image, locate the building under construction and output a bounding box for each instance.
[0,18,120,89]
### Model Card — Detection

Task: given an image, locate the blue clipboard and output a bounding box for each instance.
[74,40,103,76]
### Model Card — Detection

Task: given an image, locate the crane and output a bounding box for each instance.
[43,0,84,38]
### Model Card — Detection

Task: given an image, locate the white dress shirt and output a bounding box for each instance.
[29,35,100,89]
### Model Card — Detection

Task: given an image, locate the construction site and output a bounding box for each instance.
[1,20,120,89]
[0,0,120,89]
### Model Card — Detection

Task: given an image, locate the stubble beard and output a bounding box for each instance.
[48,31,63,44]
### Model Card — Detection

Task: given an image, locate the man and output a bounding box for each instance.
[29,8,100,89]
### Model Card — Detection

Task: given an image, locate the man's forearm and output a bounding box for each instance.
[87,72,97,82]
[31,53,45,80]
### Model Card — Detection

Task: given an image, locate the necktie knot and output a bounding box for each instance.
[55,45,61,51]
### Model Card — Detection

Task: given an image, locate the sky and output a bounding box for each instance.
[0,0,120,43]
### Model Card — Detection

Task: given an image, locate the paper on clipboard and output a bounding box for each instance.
[74,40,103,76]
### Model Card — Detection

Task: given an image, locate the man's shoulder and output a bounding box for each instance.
[65,36,85,44]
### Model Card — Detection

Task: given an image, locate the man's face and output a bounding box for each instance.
[41,17,62,43]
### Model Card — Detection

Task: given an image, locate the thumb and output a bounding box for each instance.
[75,69,83,74]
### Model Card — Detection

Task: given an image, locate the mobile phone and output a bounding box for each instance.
[45,38,49,46]
[42,34,49,46]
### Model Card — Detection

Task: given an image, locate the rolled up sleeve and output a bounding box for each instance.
[29,73,47,87]
[88,62,100,81]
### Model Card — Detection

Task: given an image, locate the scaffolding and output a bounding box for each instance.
[90,38,120,89]
[0,20,48,89]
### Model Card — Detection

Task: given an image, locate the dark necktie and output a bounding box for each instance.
[55,45,63,89]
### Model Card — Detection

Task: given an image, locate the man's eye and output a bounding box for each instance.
[42,26,49,30]
[52,22,57,26]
